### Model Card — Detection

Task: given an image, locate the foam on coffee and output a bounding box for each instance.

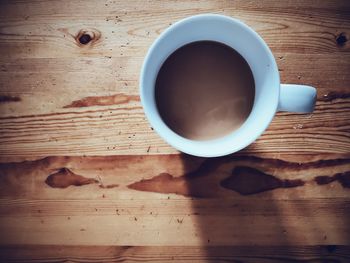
[155,41,255,140]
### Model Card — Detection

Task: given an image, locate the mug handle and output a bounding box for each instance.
[278,84,317,113]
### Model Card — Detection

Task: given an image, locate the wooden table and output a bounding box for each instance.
[0,0,349,261]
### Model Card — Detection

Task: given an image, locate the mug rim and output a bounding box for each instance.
[140,14,280,157]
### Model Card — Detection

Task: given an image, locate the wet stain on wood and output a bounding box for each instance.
[0,95,21,103]
[63,94,140,108]
[128,155,350,197]
[220,166,305,195]
[128,167,306,197]
[128,173,194,197]
[0,154,349,197]
[45,168,98,188]
[315,171,350,188]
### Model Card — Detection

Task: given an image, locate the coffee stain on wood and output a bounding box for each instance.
[0,95,21,103]
[126,156,230,197]
[128,155,350,197]
[0,154,349,197]
[128,167,306,197]
[45,168,98,188]
[63,94,140,108]
[44,167,119,189]
[220,166,305,195]
[315,171,350,188]
[128,173,195,197]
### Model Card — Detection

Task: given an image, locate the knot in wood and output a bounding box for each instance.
[79,34,91,45]
[75,29,101,47]
[336,32,347,47]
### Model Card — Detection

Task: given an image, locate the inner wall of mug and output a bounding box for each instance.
[141,14,279,157]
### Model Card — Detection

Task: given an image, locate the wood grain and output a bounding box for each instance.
[0,0,350,261]
[0,154,349,246]
[1,245,350,263]
[0,0,349,156]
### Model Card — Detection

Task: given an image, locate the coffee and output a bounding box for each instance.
[155,41,255,140]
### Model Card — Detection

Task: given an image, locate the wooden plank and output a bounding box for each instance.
[0,0,349,58]
[0,0,349,157]
[0,91,349,156]
[0,245,350,263]
[0,199,349,246]
[0,154,349,245]
[0,54,349,112]
[1,154,350,199]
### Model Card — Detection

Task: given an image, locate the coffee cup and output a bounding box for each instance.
[140,14,317,157]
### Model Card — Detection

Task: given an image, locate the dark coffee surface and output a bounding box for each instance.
[155,41,255,140]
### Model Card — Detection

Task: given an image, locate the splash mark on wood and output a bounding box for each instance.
[315,171,350,188]
[0,95,21,103]
[63,94,140,108]
[45,168,98,188]
[220,166,305,195]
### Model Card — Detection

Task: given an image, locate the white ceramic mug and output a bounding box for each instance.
[140,14,317,157]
